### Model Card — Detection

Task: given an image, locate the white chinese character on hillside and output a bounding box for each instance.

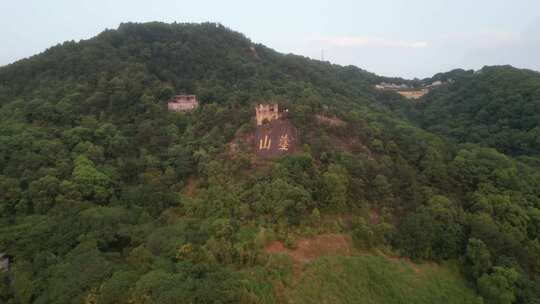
[259,135,271,150]
[278,134,289,151]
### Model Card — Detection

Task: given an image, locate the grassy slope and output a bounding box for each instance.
[286,255,480,304]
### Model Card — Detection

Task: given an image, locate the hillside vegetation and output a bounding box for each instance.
[0,22,539,304]
[412,66,540,157]
[288,256,480,304]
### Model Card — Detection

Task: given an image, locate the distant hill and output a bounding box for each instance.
[411,65,540,157]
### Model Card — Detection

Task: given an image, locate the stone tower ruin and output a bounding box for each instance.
[255,103,280,126]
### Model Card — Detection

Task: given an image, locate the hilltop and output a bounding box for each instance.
[0,22,539,304]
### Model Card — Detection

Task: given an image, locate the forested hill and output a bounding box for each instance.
[411,65,540,157]
[1,22,540,304]
[0,22,380,108]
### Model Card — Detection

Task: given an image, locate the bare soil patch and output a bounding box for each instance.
[254,119,297,158]
[249,46,260,60]
[264,233,353,264]
[369,209,381,225]
[182,176,198,198]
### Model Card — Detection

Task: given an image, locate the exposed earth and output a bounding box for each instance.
[264,233,353,264]
[254,119,297,158]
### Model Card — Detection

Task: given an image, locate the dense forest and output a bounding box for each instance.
[409,66,540,157]
[1,22,540,304]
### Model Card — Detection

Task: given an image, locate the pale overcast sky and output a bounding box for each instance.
[1,0,539,78]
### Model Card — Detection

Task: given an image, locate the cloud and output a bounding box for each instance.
[315,36,429,49]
